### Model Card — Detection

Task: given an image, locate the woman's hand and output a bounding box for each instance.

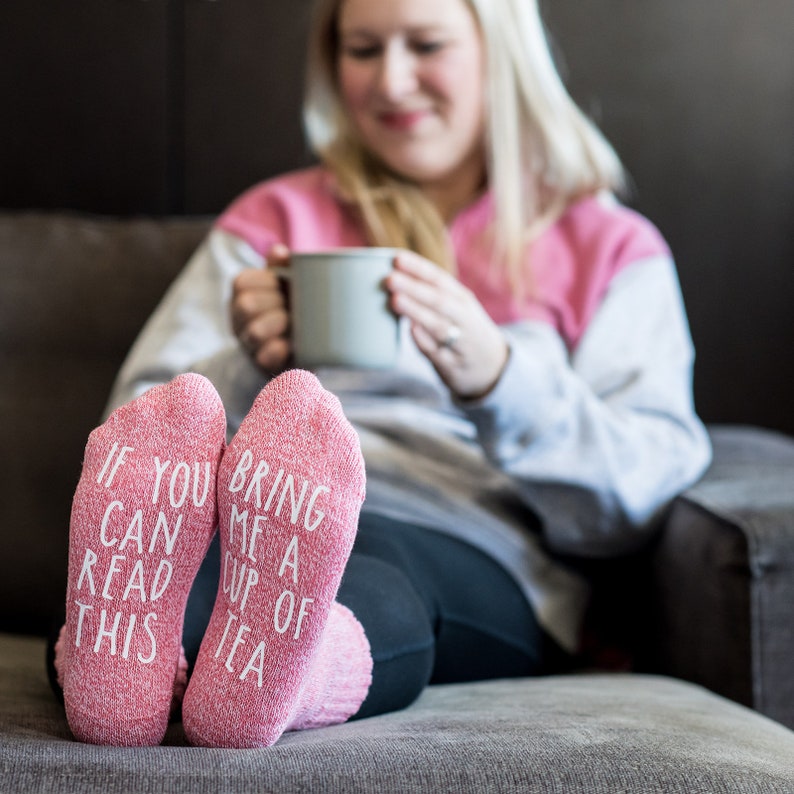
[386,250,509,400]
[230,244,292,372]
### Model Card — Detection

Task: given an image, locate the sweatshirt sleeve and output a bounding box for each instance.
[461,253,713,557]
[104,229,269,430]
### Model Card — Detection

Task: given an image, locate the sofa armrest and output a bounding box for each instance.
[648,425,794,729]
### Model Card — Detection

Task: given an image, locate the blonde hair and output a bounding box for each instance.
[303,0,626,285]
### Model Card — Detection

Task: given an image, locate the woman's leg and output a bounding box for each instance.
[180,370,370,748]
[337,514,566,719]
[51,372,554,744]
[182,526,435,720]
[52,374,227,746]
[182,512,562,722]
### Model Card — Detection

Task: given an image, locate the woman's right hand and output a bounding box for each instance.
[230,243,292,372]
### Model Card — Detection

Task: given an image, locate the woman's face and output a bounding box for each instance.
[336,0,486,198]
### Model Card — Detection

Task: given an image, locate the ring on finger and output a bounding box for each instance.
[438,323,461,350]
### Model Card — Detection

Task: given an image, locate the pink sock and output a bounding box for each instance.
[182,370,370,748]
[57,374,226,746]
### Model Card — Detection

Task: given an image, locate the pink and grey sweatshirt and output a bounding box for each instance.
[106,167,712,653]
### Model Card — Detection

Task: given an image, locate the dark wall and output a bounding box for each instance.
[543,0,794,436]
[1,0,792,434]
[0,0,314,215]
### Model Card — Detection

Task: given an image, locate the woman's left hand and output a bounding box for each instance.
[386,250,509,400]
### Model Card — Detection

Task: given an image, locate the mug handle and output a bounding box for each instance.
[267,264,292,282]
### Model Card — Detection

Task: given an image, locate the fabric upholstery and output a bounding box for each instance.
[0,212,210,634]
[3,634,794,793]
[651,426,794,729]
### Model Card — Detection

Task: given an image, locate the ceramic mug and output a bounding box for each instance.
[271,248,399,369]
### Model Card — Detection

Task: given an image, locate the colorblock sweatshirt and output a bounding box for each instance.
[106,167,712,653]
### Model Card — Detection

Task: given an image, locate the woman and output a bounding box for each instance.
[53,0,711,748]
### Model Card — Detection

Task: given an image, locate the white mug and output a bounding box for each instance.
[271,248,399,369]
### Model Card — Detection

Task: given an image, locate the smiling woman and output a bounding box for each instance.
[335,0,487,221]
[48,0,712,752]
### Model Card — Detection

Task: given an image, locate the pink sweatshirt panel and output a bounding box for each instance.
[451,194,671,348]
[216,167,671,350]
[216,168,367,254]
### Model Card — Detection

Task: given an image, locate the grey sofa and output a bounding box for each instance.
[2,213,794,792]
[4,0,794,789]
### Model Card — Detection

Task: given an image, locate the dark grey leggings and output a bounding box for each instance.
[184,513,566,719]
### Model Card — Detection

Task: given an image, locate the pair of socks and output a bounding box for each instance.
[55,370,370,748]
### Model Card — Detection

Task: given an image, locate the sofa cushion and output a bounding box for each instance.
[2,633,794,793]
[0,212,210,634]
